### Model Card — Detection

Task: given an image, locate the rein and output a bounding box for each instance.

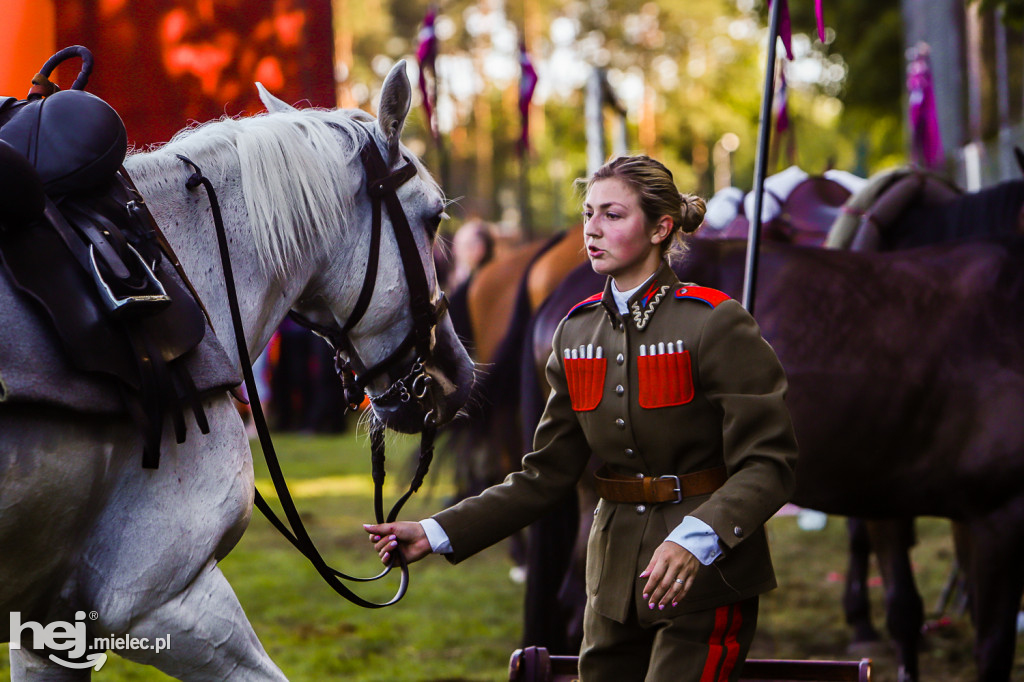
[176,136,445,608]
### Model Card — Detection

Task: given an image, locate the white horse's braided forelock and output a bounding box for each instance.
[128,109,376,279]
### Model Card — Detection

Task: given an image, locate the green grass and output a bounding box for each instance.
[2,430,1022,680]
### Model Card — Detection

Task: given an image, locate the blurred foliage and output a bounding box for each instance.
[333,0,910,236]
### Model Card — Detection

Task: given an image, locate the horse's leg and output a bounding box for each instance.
[76,399,285,680]
[522,492,578,653]
[866,518,922,682]
[843,517,882,645]
[961,502,1024,682]
[110,560,287,680]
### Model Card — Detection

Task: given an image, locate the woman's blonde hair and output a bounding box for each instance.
[577,155,706,262]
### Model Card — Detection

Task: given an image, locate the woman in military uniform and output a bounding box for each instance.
[365,155,798,682]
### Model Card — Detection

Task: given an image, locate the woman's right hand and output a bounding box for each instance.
[364,522,432,564]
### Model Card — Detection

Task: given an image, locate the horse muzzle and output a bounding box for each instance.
[364,325,474,433]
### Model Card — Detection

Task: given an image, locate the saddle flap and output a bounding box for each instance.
[0,140,46,227]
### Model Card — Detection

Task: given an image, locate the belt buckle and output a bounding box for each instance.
[657,475,682,504]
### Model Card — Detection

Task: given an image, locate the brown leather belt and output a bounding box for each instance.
[594,465,727,504]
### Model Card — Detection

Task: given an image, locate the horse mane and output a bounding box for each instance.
[128,108,383,278]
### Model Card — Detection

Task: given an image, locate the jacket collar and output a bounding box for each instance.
[601,261,680,331]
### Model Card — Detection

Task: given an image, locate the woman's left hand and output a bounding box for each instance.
[640,542,700,610]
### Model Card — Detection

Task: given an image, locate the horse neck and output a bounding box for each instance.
[125,154,314,373]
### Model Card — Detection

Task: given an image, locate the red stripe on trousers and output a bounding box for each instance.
[698,605,731,682]
[718,603,744,680]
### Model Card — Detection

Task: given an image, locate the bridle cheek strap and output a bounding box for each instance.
[298,140,442,408]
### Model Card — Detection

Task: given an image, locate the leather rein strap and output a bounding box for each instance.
[177,138,444,608]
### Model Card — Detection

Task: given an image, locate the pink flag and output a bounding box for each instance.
[769,0,794,60]
[416,6,439,139]
[815,0,826,43]
[769,0,827,57]
[907,45,943,169]
[517,43,538,156]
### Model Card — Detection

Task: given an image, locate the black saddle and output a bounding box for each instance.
[0,88,127,196]
[0,47,211,468]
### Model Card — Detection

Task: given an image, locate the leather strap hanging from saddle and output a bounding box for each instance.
[0,88,212,468]
[594,465,727,504]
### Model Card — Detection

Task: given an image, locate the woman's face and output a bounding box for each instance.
[583,177,667,290]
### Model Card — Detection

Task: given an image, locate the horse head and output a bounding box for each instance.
[263,62,473,434]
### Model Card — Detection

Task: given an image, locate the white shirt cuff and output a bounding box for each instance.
[420,517,453,554]
[666,515,722,566]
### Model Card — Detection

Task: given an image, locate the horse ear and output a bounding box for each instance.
[256,82,297,114]
[377,60,412,165]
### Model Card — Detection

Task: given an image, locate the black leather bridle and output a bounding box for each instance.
[177,129,450,608]
[288,127,448,414]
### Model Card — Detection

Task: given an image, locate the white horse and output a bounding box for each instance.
[0,62,473,680]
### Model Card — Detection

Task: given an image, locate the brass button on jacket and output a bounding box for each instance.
[433,262,798,623]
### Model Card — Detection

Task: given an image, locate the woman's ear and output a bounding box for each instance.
[651,215,674,245]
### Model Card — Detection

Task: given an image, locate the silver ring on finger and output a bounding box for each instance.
[674,578,685,585]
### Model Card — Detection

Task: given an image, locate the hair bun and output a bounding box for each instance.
[679,193,706,233]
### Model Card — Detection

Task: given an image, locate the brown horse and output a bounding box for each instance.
[522,236,1024,681]
[445,227,587,501]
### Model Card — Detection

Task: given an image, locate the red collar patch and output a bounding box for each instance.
[566,292,603,318]
[674,286,730,308]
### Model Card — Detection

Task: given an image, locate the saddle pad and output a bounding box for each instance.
[0,260,241,414]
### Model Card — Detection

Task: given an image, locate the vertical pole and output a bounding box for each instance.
[994,8,1013,181]
[963,2,984,190]
[612,113,628,158]
[742,0,782,314]
[519,152,533,240]
[586,68,607,176]
[432,57,451,195]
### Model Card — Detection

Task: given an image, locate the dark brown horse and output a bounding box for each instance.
[827,173,1024,677]
[522,236,1024,681]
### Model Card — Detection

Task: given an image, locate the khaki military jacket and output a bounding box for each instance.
[434,262,798,623]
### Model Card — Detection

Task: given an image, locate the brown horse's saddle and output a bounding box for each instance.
[0,88,239,467]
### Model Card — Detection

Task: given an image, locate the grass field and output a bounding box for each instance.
[2,429,1022,680]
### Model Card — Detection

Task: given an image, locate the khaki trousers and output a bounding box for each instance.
[579,596,758,682]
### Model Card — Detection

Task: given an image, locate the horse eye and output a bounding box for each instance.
[426,212,446,239]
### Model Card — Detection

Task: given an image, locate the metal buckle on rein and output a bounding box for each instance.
[657,475,683,504]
